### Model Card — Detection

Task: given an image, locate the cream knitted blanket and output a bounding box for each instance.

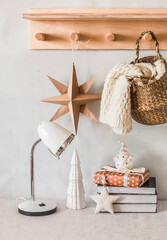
[100,60,166,134]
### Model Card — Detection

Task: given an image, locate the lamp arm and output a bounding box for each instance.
[30,139,41,201]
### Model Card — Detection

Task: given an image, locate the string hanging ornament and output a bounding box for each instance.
[70,31,91,63]
[41,34,101,134]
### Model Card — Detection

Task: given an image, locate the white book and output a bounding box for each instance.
[101,204,157,213]
[97,177,156,195]
[113,193,157,204]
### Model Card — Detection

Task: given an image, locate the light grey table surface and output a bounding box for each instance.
[0,200,166,240]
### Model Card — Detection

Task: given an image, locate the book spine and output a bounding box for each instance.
[97,187,155,195]
[100,204,157,213]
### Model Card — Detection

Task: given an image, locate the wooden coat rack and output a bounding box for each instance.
[23,8,167,50]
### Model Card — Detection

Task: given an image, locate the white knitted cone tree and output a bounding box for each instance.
[66,149,86,210]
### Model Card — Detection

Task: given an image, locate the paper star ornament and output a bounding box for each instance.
[90,186,120,214]
[41,63,101,134]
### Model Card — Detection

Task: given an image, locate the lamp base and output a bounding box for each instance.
[18,199,57,216]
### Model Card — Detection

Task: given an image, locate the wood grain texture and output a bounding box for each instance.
[143,33,152,41]
[70,32,80,41]
[35,33,46,41]
[23,8,167,20]
[106,33,115,41]
[23,9,167,50]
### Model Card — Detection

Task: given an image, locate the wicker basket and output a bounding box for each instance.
[131,31,167,125]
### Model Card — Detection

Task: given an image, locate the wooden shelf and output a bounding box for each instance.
[23,8,167,50]
[23,9,167,20]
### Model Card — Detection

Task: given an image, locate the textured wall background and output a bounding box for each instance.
[0,0,167,201]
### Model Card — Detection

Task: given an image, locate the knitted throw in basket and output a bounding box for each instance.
[100,65,133,134]
[131,31,167,125]
[100,31,167,134]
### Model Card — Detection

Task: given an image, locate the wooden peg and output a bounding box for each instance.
[35,33,46,41]
[70,32,80,41]
[107,33,115,41]
[143,33,152,41]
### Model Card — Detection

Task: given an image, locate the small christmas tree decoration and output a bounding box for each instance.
[90,186,120,214]
[41,63,101,134]
[66,149,86,210]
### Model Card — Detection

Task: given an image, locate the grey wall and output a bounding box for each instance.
[1,0,167,201]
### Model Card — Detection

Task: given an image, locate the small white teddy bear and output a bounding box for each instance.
[113,142,135,172]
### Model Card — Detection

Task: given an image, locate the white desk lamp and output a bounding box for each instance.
[18,121,74,216]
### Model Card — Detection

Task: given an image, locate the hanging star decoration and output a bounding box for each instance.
[90,186,120,214]
[41,63,101,134]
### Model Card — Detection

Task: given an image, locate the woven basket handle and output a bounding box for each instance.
[135,31,161,63]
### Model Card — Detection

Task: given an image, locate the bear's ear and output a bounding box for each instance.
[113,155,119,162]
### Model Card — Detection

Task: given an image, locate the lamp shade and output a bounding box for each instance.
[38,121,74,157]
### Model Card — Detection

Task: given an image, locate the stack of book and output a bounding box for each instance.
[97,177,157,213]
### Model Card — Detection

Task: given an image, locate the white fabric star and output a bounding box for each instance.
[90,186,120,214]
